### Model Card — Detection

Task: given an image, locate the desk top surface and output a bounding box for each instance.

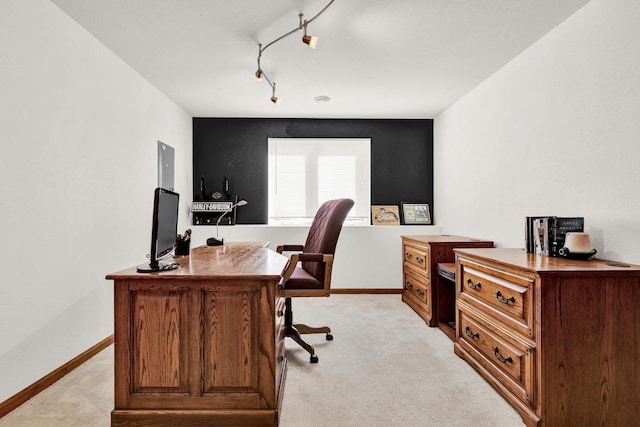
[107,242,288,281]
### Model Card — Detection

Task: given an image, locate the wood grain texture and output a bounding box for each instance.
[459,258,535,340]
[107,243,288,426]
[454,248,640,427]
[540,275,640,426]
[203,290,259,392]
[107,243,285,280]
[400,235,493,327]
[111,409,278,426]
[457,306,534,405]
[132,291,188,392]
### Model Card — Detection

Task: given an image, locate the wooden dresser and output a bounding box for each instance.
[401,235,493,327]
[454,248,640,427]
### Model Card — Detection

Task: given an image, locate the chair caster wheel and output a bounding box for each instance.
[326,333,333,341]
[310,354,319,363]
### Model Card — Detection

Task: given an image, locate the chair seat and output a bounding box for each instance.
[285,266,324,290]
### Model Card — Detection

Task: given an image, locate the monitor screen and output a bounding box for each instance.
[137,188,180,272]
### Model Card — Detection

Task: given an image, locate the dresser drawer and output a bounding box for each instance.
[458,306,535,407]
[459,260,534,339]
[275,299,285,337]
[403,271,430,309]
[276,329,286,360]
[403,243,429,274]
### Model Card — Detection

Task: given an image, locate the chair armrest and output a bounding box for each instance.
[279,253,334,284]
[297,253,327,262]
[280,253,299,284]
[276,244,304,254]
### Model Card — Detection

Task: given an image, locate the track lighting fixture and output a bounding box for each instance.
[271,83,280,105]
[302,23,318,49]
[253,0,335,104]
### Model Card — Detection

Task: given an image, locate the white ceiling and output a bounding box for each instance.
[50,0,591,119]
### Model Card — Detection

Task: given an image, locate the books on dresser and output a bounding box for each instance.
[525,216,584,256]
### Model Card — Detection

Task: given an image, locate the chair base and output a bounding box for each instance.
[285,298,333,363]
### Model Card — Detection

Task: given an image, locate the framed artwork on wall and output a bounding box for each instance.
[371,205,401,225]
[401,203,431,225]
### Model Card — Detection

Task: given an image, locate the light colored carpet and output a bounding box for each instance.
[0,295,525,427]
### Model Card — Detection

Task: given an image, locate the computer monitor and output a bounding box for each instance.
[137,188,180,272]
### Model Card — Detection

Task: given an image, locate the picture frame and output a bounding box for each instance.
[401,203,432,225]
[371,205,401,226]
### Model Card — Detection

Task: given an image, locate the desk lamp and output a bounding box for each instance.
[207,200,248,246]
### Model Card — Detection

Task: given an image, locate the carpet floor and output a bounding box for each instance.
[0,294,525,426]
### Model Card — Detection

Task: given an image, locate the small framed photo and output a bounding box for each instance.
[401,203,431,225]
[371,205,401,226]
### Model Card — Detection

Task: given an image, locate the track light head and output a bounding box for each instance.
[254,69,263,82]
[302,22,318,49]
[269,82,280,104]
[302,34,318,49]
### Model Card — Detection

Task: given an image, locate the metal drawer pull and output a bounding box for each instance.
[466,278,481,290]
[406,282,413,289]
[494,290,515,305]
[465,326,479,339]
[416,257,424,264]
[493,346,513,364]
[416,289,425,297]
[405,253,412,260]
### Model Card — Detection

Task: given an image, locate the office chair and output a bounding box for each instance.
[277,198,354,363]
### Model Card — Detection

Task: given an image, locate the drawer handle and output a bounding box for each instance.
[416,289,425,297]
[416,257,424,264]
[466,278,481,290]
[405,282,413,290]
[493,346,513,364]
[464,326,479,339]
[405,252,412,260]
[494,290,515,305]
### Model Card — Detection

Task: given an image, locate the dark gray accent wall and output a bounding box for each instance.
[193,118,433,224]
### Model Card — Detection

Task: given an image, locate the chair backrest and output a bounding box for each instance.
[302,198,355,284]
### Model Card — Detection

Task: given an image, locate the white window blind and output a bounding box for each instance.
[268,138,371,225]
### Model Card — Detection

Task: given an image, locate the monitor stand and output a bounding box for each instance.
[136,261,180,273]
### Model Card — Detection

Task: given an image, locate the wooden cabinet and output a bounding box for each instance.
[401,236,493,328]
[454,248,640,427]
[107,244,288,427]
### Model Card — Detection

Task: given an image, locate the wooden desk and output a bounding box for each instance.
[106,243,288,427]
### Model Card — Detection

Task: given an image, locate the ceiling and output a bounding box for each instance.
[50,0,591,119]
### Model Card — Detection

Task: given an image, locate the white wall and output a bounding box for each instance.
[189,225,442,290]
[0,0,192,402]
[434,0,640,263]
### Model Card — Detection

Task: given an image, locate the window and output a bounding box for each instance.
[268,138,371,225]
